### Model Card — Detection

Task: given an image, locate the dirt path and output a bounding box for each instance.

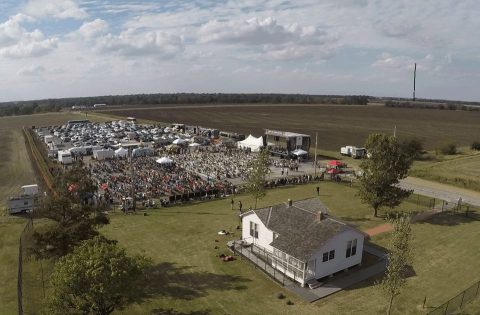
[400,177,480,207]
[364,223,393,236]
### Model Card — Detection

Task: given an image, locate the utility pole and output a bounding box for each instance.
[314,132,318,178]
[393,125,397,138]
[413,63,417,102]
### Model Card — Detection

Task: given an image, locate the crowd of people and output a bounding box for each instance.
[86,145,332,208]
[173,148,258,181]
[271,158,299,172]
[89,156,235,205]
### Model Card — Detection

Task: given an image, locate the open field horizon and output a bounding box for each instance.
[100,104,480,151]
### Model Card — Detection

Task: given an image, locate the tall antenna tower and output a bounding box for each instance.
[413,63,417,102]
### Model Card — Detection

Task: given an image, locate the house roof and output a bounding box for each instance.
[252,198,361,262]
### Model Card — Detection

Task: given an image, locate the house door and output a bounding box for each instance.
[306,259,316,278]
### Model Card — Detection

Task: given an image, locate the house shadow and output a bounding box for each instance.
[339,216,373,224]
[151,309,211,315]
[139,262,250,301]
[414,211,480,226]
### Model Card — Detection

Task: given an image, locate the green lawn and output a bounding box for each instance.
[0,112,108,315]
[98,182,480,315]
[0,217,27,315]
[410,150,480,192]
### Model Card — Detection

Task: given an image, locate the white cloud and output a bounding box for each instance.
[372,53,415,71]
[23,0,88,20]
[0,14,57,58]
[76,19,108,39]
[96,29,184,59]
[198,17,338,61]
[17,65,46,76]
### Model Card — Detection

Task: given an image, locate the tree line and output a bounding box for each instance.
[0,93,369,117]
[385,100,480,111]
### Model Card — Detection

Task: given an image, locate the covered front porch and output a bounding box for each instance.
[229,240,312,286]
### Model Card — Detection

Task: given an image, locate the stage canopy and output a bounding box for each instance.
[237,135,264,152]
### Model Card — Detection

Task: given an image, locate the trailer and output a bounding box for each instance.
[21,184,38,196]
[341,146,354,156]
[44,135,54,144]
[58,150,73,164]
[352,147,367,159]
[7,196,36,214]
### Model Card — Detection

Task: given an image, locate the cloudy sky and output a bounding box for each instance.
[0,0,479,102]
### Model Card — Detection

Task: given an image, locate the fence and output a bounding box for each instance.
[22,127,56,195]
[17,219,33,315]
[17,218,53,315]
[427,280,480,315]
[231,242,293,286]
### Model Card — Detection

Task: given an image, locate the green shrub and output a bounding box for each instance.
[439,143,457,155]
[471,141,480,151]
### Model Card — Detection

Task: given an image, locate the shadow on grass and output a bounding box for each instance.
[414,211,480,226]
[142,262,250,301]
[151,309,211,315]
[339,216,373,224]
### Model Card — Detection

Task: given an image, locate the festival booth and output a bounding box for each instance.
[327,160,347,180]
[237,135,264,152]
[93,149,115,161]
[292,148,308,161]
[115,147,128,158]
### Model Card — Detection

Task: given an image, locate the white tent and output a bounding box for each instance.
[156,157,174,165]
[237,135,264,152]
[93,149,115,161]
[188,142,201,147]
[115,147,128,158]
[172,138,186,145]
[292,148,308,156]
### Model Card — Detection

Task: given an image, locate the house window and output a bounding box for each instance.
[346,239,358,258]
[322,250,335,262]
[249,221,258,239]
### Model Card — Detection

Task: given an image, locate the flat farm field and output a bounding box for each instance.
[101,104,480,150]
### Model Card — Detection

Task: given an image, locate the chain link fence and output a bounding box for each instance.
[427,281,480,315]
[17,218,53,315]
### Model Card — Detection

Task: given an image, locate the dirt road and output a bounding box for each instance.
[399,177,480,207]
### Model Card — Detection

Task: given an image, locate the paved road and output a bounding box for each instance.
[399,177,480,207]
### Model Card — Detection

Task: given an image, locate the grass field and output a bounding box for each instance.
[410,150,480,192]
[100,104,480,151]
[0,112,106,315]
[99,182,480,315]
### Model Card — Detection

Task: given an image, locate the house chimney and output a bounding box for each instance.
[287,199,292,207]
[316,211,324,222]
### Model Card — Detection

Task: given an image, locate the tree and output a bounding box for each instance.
[399,138,424,160]
[380,215,414,315]
[246,149,270,209]
[31,165,109,259]
[358,133,413,217]
[44,236,151,315]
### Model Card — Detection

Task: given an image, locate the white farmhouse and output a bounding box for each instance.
[240,198,365,287]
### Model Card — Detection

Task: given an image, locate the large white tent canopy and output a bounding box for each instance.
[237,135,264,152]
[115,147,128,158]
[156,157,174,165]
[292,148,308,156]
